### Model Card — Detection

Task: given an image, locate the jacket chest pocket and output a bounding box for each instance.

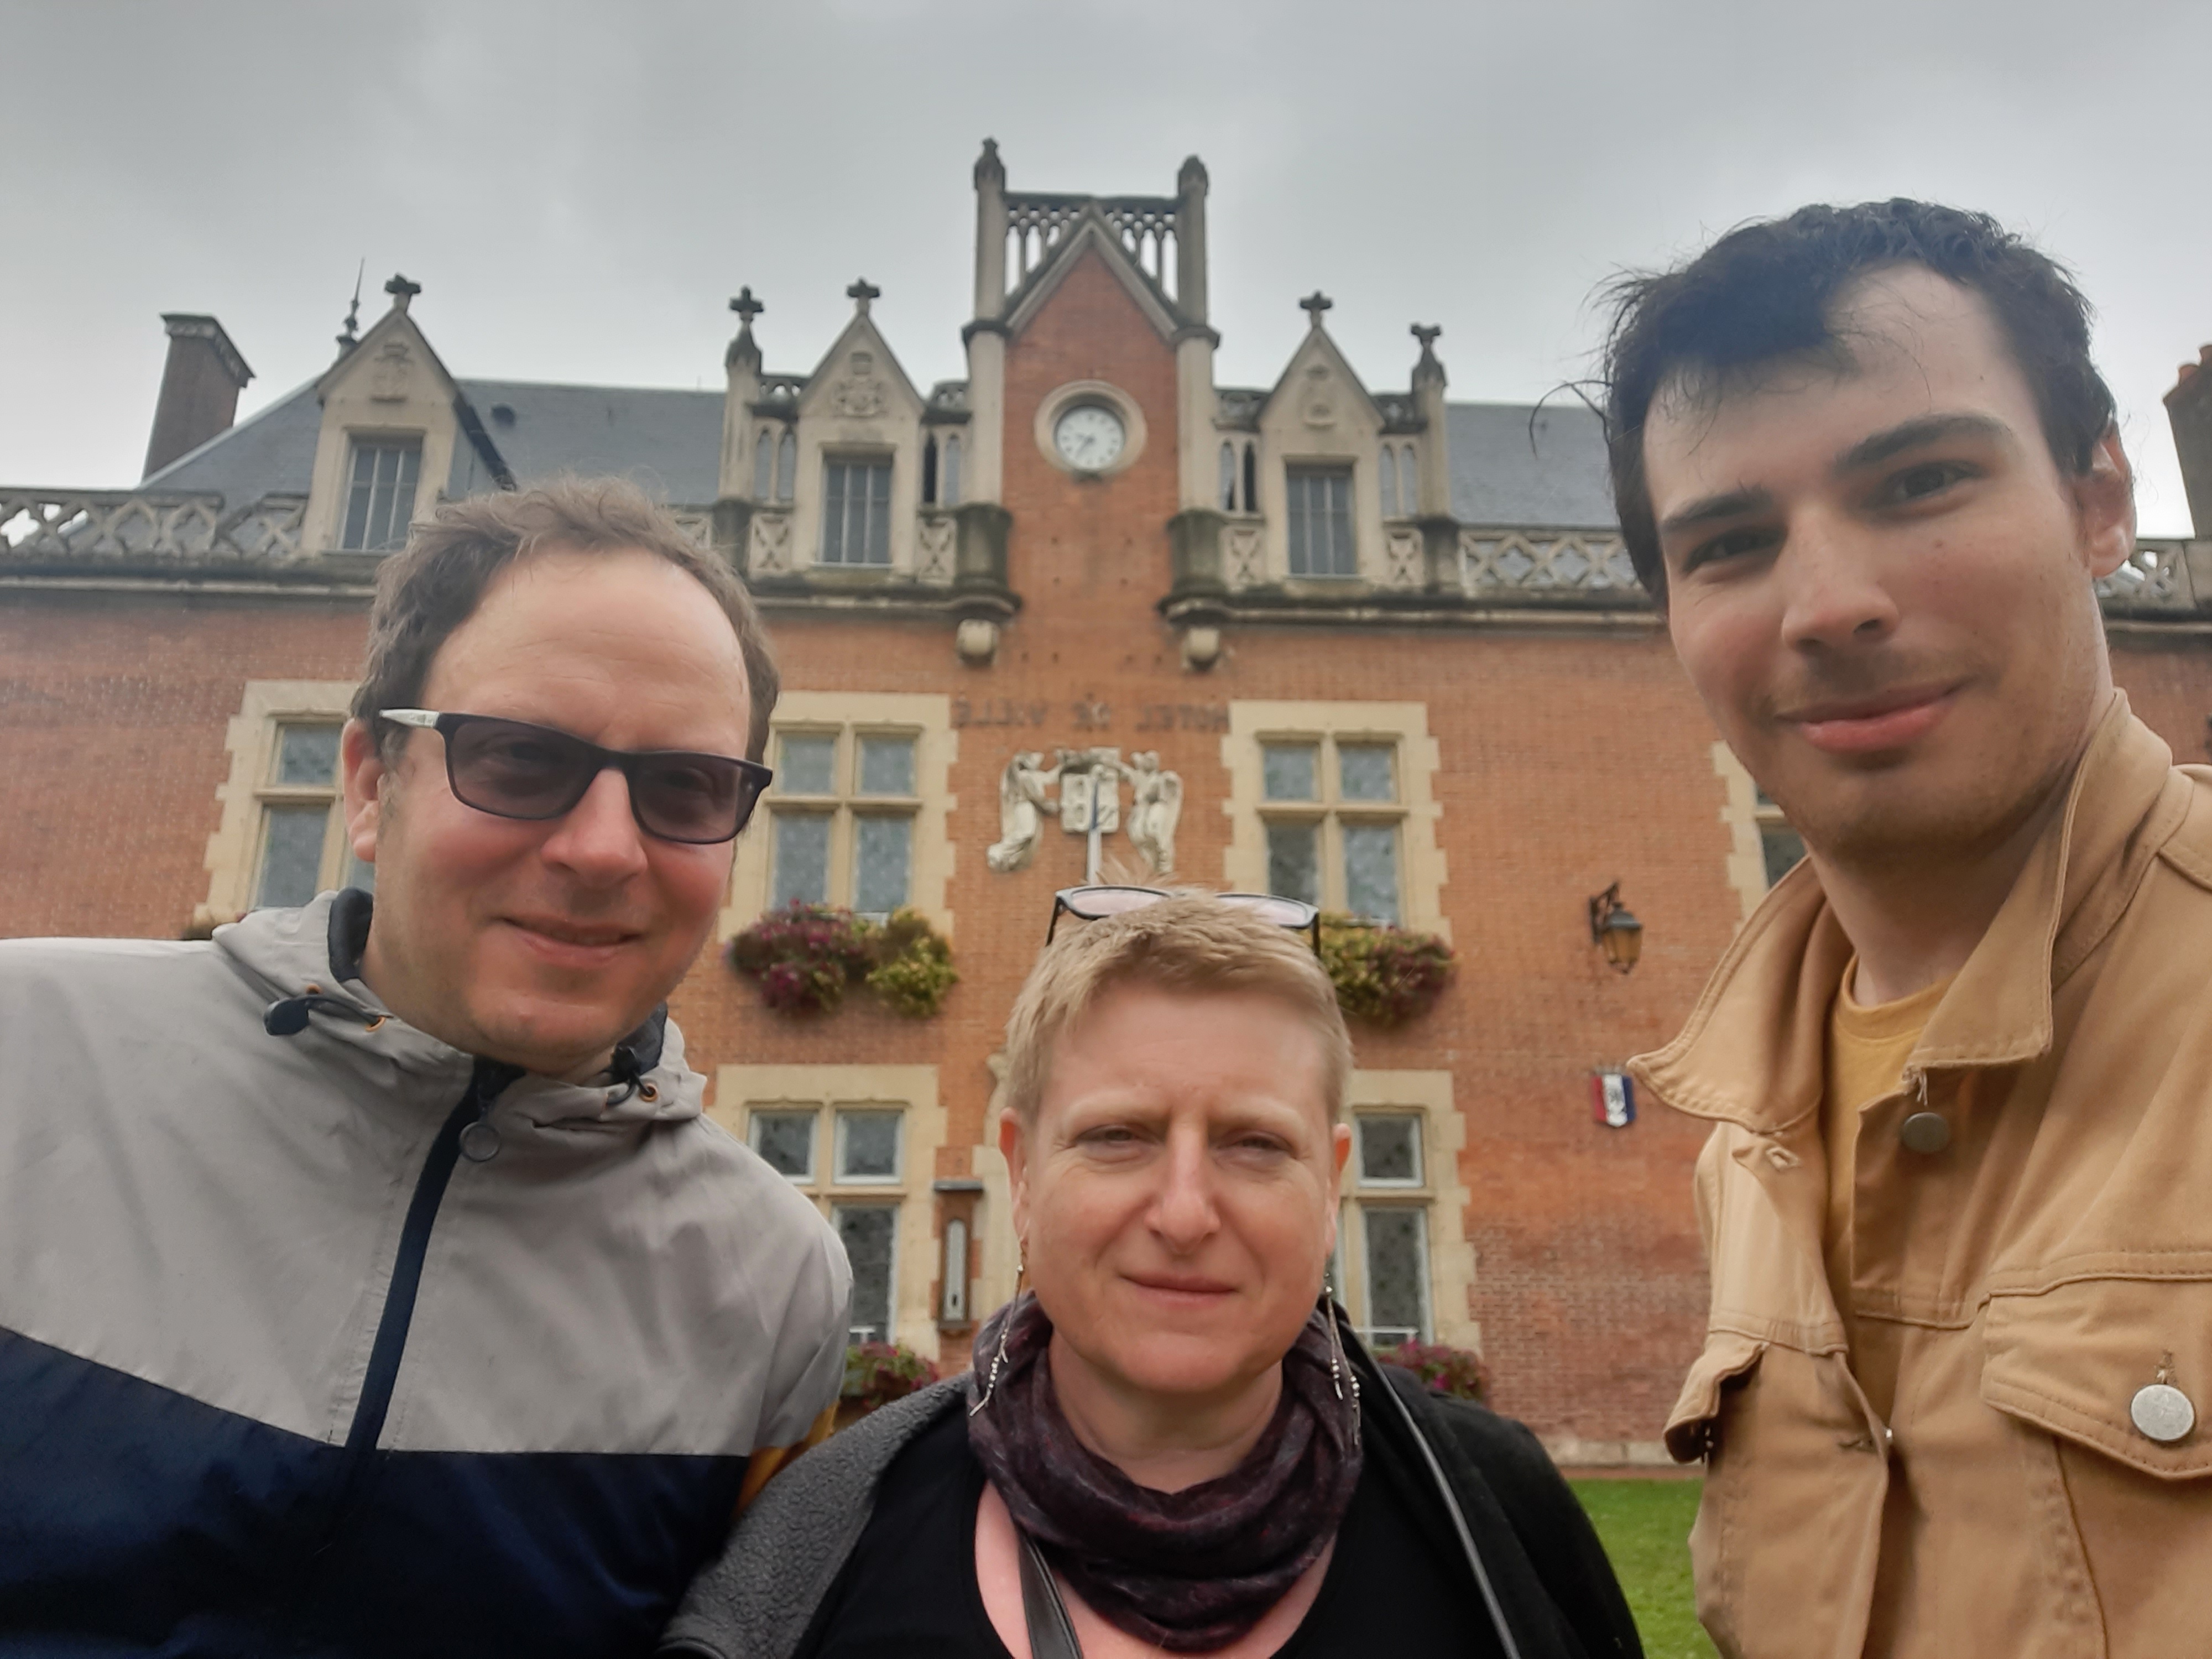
[1983,1275,2212,1655]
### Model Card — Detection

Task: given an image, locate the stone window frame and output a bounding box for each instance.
[1220,701,1448,936]
[1283,462,1359,578]
[817,449,897,568]
[1710,742,1808,920]
[722,691,957,940]
[1335,1070,1478,1352]
[200,680,367,927]
[713,1064,946,1354]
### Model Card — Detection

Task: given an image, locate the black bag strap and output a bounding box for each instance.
[1016,1528,1086,1659]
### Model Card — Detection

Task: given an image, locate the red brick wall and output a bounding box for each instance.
[0,592,369,938]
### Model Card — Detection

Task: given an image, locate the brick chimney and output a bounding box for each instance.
[2166,344,2212,539]
[142,314,254,479]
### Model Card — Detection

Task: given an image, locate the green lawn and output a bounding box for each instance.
[1568,1479,1717,1659]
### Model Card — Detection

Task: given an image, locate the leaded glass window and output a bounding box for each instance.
[252,720,353,910]
[835,1109,902,1183]
[775,431,797,502]
[1262,743,1318,801]
[761,726,920,920]
[1342,823,1400,923]
[821,457,893,566]
[834,1205,898,1342]
[750,1109,817,1180]
[1361,1208,1429,1344]
[1266,821,1319,907]
[1285,465,1355,578]
[753,430,775,501]
[256,806,331,910]
[780,733,837,796]
[853,818,911,917]
[340,438,421,552]
[1358,1114,1422,1186]
[772,813,831,907]
[1337,744,1395,802]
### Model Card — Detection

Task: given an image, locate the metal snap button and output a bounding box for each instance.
[2131,1383,2195,1444]
[1898,1112,1952,1154]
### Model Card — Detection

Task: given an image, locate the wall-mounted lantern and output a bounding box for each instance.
[1588,882,1644,975]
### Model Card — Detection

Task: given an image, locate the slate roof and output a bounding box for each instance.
[1448,401,1615,529]
[450,381,724,502]
[137,372,1620,533]
[141,378,322,500]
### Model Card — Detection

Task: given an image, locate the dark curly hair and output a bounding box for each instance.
[1599,199,2117,606]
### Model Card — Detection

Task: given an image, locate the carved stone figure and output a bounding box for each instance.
[1121,752,1183,876]
[1055,747,1121,836]
[986,752,1060,874]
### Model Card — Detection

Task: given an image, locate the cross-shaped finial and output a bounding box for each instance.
[729,286,764,325]
[383,273,422,312]
[847,277,881,314]
[1412,323,1442,352]
[1300,290,1333,326]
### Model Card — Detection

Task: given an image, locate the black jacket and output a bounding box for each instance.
[662,1328,1641,1658]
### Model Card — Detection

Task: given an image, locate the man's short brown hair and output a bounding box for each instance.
[351,477,780,759]
[999,895,1352,1129]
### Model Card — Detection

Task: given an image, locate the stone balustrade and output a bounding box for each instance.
[1,490,306,565]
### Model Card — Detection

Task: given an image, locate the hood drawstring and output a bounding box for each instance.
[263,984,385,1037]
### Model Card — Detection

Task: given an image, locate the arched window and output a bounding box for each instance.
[1379,446,1399,517]
[753,429,775,501]
[1400,444,1418,514]
[1220,442,1237,510]
[921,436,940,507]
[775,431,797,502]
[1241,442,1258,514]
[942,435,962,507]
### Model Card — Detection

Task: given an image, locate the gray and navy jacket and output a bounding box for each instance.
[0,890,851,1658]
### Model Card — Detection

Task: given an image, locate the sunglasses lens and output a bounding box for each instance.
[1221,894,1316,928]
[1063,885,1166,919]
[445,719,591,820]
[632,755,759,843]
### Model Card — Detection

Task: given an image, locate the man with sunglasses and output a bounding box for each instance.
[0,480,849,1656]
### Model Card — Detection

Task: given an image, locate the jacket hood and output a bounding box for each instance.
[1632,692,2188,1133]
[213,889,705,1135]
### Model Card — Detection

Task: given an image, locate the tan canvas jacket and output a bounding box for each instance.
[1632,695,2212,1659]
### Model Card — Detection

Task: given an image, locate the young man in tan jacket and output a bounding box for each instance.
[1606,202,2209,1657]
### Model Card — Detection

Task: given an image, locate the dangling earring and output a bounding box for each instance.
[970,1238,1027,1418]
[1323,1292,1361,1448]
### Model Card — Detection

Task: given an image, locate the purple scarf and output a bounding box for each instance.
[964,1293,1362,1652]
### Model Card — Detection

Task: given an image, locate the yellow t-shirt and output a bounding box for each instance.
[1823,963,1952,1391]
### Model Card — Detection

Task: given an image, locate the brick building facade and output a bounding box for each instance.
[7,144,2211,1462]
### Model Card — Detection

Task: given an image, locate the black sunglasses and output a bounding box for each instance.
[380,709,773,845]
[1046,884,1322,951]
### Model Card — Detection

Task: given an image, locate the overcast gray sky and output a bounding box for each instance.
[6,0,2205,534]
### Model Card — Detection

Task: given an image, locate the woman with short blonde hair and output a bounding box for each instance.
[668,891,1639,1659]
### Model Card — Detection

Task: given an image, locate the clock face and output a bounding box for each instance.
[1053,403,1126,471]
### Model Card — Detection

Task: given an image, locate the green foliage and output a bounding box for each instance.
[1374,1339,1491,1402]
[1569,1478,1715,1658]
[727,903,958,1018]
[864,909,961,1017]
[1319,915,1457,1026]
[842,1341,941,1415]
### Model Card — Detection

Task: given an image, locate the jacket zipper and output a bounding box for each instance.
[340,1057,520,1463]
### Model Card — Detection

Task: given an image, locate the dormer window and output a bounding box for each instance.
[822,455,893,566]
[340,437,421,552]
[1285,463,1355,577]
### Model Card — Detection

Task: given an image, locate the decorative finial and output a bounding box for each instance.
[1300,290,1333,327]
[730,286,764,326]
[1412,323,1442,353]
[336,259,364,354]
[975,138,1004,187]
[383,273,422,314]
[846,277,881,315]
